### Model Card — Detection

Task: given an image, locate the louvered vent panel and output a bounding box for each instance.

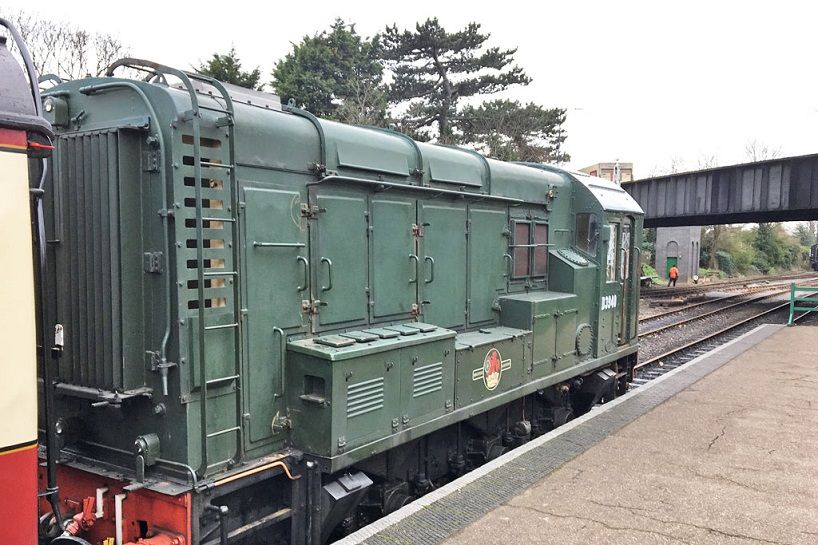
[413,361,443,398]
[346,377,385,418]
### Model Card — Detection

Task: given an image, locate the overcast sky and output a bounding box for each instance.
[6,0,816,177]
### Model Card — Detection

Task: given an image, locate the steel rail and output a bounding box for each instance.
[638,280,816,323]
[638,283,818,337]
[634,293,818,372]
[642,271,816,299]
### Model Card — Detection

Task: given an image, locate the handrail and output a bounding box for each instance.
[283,101,326,175]
[105,57,247,475]
[306,174,524,204]
[787,283,818,325]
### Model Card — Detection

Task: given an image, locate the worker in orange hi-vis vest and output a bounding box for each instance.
[668,265,680,287]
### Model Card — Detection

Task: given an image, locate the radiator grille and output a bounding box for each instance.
[54,130,122,390]
[346,377,385,418]
[413,361,443,398]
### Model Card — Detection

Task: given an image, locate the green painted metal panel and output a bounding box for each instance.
[419,203,467,328]
[371,197,416,319]
[242,186,306,444]
[454,327,530,408]
[555,311,577,370]
[286,326,456,458]
[498,292,578,370]
[313,192,369,328]
[336,142,410,177]
[398,338,455,425]
[468,207,507,324]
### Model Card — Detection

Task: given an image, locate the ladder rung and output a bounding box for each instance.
[200,160,234,170]
[207,374,240,386]
[207,426,241,439]
[205,323,239,331]
[204,270,238,277]
[199,104,232,115]
[202,216,236,223]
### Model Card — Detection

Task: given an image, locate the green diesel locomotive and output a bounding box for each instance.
[38,59,642,545]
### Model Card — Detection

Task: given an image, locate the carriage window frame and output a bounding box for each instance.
[510,220,549,279]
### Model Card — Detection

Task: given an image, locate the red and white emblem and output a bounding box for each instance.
[472,347,512,391]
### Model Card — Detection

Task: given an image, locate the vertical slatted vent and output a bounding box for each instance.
[413,361,443,398]
[346,377,385,418]
[55,131,122,390]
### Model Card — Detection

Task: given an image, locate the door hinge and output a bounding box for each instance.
[142,150,160,172]
[300,203,325,219]
[302,299,326,315]
[143,252,163,274]
[310,162,327,177]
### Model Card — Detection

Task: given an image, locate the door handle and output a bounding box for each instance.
[503,253,512,277]
[424,256,435,284]
[320,257,333,291]
[296,256,308,292]
[409,254,419,284]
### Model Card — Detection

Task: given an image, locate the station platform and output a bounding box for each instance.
[338,324,818,545]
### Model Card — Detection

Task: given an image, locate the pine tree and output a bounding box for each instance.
[272,19,385,122]
[456,100,569,163]
[197,47,262,90]
[381,18,530,143]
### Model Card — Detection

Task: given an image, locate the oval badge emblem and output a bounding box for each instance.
[483,348,503,391]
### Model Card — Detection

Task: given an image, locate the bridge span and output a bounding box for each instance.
[622,153,818,227]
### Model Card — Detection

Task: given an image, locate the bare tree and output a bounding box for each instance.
[334,77,388,127]
[745,139,781,162]
[649,156,688,177]
[0,9,128,80]
[697,154,719,169]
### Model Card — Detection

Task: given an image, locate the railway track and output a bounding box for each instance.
[631,294,818,388]
[638,281,818,336]
[641,272,817,299]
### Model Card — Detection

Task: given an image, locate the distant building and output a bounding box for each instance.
[580,161,633,184]
[656,227,701,284]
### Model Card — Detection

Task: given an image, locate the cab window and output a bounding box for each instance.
[576,213,598,256]
[511,220,548,278]
[606,224,619,282]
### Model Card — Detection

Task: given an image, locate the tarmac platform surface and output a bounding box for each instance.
[339,324,818,545]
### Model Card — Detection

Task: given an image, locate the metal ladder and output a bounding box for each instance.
[107,59,244,477]
[189,74,244,477]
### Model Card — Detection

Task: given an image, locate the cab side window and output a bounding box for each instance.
[511,220,548,278]
[576,213,598,256]
[606,224,619,282]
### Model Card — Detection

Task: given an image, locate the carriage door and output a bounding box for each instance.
[618,218,634,345]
